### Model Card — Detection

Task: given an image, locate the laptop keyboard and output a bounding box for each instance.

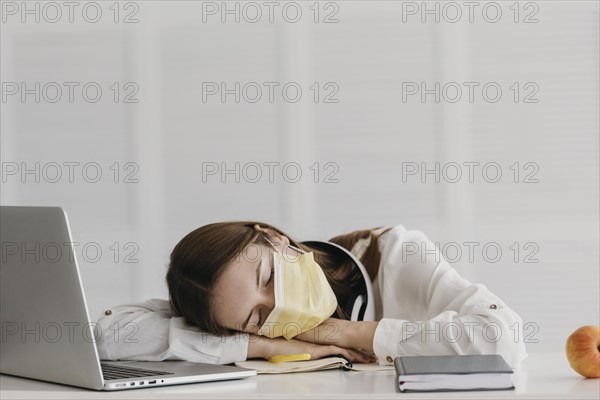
[101,362,174,380]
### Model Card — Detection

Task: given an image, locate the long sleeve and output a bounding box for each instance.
[95,298,249,365]
[371,225,528,369]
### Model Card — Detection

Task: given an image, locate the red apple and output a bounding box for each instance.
[565,325,600,378]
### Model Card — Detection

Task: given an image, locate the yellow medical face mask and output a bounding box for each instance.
[257,238,338,340]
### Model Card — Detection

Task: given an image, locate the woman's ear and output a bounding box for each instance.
[253,224,290,245]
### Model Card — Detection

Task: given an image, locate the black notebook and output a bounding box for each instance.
[394,354,515,393]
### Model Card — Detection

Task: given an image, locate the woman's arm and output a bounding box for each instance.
[95,298,248,364]
[96,298,374,364]
[247,334,375,363]
[298,226,529,369]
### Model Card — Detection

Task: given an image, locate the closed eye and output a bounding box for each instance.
[257,254,275,328]
[266,262,274,286]
[265,248,275,287]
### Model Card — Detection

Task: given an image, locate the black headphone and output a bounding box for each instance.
[301,240,374,321]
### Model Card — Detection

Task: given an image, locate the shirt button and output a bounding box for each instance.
[386,356,394,363]
[104,309,112,316]
[489,304,497,310]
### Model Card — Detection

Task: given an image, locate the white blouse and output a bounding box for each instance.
[95,224,528,368]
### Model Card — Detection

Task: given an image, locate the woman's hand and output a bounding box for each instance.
[295,318,379,353]
[246,333,376,363]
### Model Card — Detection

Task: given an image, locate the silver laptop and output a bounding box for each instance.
[0,206,256,390]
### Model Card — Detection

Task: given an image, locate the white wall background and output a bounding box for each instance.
[1,1,598,353]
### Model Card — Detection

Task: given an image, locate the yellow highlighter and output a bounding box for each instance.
[268,353,312,363]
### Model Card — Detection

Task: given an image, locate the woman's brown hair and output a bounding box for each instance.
[166,221,387,335]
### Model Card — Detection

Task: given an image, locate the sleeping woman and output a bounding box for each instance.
[96,222,528,368]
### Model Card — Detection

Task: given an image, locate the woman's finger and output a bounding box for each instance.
[344,347,377,363]
[336,348,365,363]
[311,345,372,363]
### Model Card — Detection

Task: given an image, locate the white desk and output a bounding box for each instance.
[1,352,599,399]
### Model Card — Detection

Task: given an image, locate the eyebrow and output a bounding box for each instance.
[242,257,262,331]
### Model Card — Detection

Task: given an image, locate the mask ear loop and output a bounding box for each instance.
[285,243,306,254]
[264,236,306,256]
[263,237,281,254]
